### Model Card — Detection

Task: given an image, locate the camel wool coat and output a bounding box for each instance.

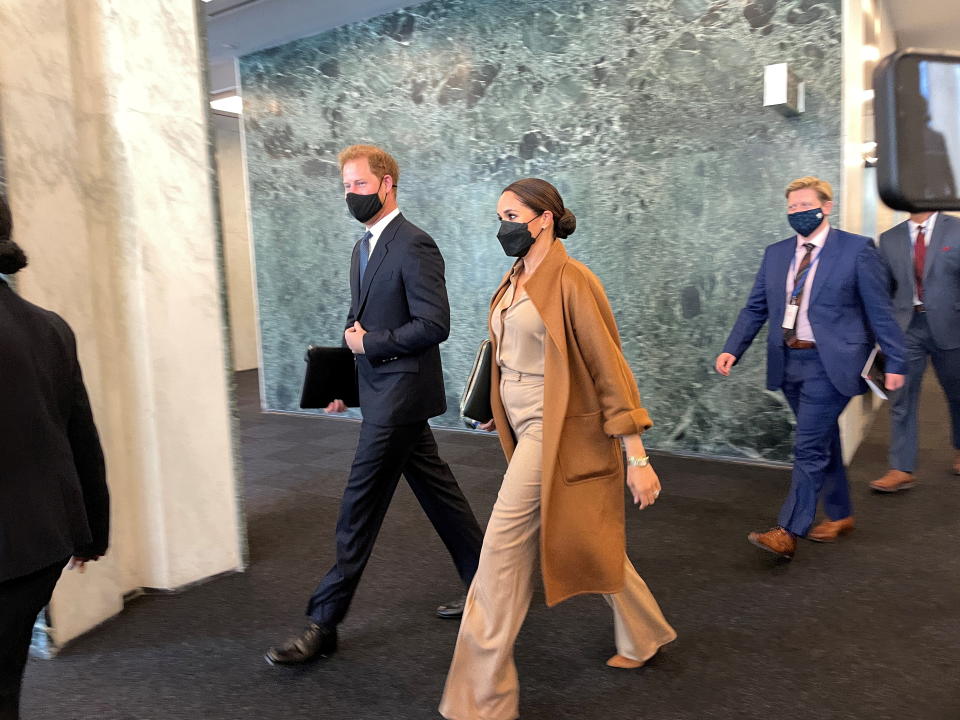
[487,240,653,607]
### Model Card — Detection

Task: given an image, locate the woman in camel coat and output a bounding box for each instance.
[440,178,676,720]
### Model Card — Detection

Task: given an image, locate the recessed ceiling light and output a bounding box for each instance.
[210,95,242,114]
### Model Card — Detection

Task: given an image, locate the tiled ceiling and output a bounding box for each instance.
[203,0,268,17]
[204,0,410,62]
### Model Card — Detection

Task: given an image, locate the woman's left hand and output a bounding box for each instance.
[626,465,661,509]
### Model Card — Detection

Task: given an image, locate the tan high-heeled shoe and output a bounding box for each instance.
[606,654,646,669]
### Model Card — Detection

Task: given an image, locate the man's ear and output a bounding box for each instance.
[822,200,834,216]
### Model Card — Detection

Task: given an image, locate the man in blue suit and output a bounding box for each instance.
[715,177,907,559]
[266,145,483,666]
[871,210,960,491]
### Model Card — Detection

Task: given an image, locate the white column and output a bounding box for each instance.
[0,0,244,646]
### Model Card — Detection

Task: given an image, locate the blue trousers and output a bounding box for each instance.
[888,311,960,472]
[306,420,483,627]
[777,348,853,537]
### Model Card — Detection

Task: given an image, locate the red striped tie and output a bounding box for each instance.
[784,242,815,343]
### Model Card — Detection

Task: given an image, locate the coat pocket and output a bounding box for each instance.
[558,411,622,484]
[370,355,419,374]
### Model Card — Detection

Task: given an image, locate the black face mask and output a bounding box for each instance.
[497,215,543,258]
[346,180,385,223]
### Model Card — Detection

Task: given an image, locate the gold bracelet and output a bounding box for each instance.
[627,455,650,468]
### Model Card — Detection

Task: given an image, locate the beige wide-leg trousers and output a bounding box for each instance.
[439,372,677,720]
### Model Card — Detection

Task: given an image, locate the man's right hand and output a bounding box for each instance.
[715,353,737,376]
[325,399,348,413]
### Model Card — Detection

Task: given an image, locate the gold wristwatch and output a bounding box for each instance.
[627,455,650,468]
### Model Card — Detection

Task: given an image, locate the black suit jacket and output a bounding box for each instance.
[346,213,450,426]
[0,279,109,583]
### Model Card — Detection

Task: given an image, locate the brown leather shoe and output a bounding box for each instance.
[806,516,855,543]
[870,469,916,493]
[747,527,796,558]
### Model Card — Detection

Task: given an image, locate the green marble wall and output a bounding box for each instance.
[240,0,842,462]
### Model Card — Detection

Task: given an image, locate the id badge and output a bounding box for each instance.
[782,302,799,329]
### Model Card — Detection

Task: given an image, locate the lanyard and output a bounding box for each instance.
[788,246,823,302]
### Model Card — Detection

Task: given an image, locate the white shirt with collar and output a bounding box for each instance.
[908,212,938,306]
[363,207,400,258]
[785,222,830,343]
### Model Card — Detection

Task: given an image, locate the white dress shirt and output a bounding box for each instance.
[908,212,938,306]
[363,207,400,258]
[785,222,829,342]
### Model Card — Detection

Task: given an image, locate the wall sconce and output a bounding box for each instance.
[763,63,805,117]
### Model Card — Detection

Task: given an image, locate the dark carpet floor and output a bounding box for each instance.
[21,370,960,720]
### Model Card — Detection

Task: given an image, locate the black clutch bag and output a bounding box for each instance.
[460,339,493,428]
[300,345,360,409]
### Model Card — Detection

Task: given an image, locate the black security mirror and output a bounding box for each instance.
[874,49,960,212]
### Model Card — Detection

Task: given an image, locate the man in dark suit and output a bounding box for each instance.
[266,145,483,666]
[0,194,109,720]
[715,177,906,559]
[872,211,960,491]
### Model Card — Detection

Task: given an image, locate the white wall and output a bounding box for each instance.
[837,0,900,463]
[214,111,260,372]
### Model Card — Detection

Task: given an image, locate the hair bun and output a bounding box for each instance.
[555,208,577,239]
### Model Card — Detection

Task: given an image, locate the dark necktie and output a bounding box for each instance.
[784,242,816,343]
[914,225,926,303]
[358,231,372,285]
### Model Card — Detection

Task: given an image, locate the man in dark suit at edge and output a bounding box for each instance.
[0,194,109,720]
[872,210,960,490]
[266,145,484,666]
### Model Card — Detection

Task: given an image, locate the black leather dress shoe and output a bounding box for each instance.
[436,594,466,619]
[265,622,337,666]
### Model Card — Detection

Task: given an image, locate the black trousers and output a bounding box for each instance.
[0,560,66,720]
[306,420,483,627]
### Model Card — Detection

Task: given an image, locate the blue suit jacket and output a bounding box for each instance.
[877,214,960,350]
[722,228,907,397]
[346,213,451,426]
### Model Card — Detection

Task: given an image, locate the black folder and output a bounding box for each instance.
[460,339,493,427]
[300,345,360,409]
[860,345,888,400]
